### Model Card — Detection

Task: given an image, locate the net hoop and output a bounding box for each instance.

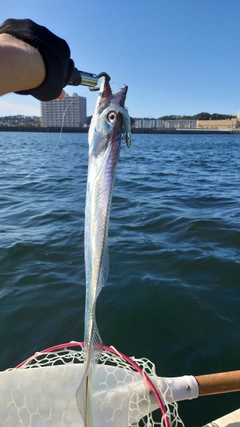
[16,341,171,427]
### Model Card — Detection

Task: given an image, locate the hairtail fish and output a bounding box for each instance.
[76,75,131,426]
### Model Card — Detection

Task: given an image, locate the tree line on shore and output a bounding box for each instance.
[158,112,236,121]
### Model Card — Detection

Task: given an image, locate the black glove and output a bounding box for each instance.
[0,18,74,101]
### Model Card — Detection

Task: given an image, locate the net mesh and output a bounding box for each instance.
[0,342,184,427]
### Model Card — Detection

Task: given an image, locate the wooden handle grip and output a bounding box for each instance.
[195,370,240,396]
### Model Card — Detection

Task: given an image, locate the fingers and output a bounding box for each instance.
[57,90,66,100]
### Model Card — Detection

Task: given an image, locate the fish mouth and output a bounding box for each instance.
[93,74,131,148]
[98,76,128,108]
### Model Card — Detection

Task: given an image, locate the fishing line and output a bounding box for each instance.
[23,91,90,179]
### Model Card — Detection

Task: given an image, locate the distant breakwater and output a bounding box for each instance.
[0,126,236,134]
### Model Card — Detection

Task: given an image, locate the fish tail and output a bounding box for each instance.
[76,323,103,425]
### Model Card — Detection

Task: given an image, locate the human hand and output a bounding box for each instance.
[0,18,74,101]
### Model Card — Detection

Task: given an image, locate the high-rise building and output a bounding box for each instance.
[41,93,87,127]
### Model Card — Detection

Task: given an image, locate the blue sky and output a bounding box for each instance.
[1,0,240,118]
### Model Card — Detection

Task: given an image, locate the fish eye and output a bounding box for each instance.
[107,111,117,123]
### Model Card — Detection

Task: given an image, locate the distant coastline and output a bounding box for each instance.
[0,126,238,134]
[0,112,239,133]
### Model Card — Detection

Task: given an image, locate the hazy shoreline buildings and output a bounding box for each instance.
[41,93,86,128]
[134,119,197,130]
[1,103,239,132]
[133,117,238,131]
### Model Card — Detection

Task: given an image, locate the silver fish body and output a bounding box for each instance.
[77,76,131,426]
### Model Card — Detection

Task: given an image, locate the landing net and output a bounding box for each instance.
[0,342,184,426]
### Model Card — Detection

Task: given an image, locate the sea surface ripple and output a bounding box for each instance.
[0,132,240,426]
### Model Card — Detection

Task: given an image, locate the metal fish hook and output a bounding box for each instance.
[89,72,111,91]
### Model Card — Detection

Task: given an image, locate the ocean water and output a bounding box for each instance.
[0,131,240,426]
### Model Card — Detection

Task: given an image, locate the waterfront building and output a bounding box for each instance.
[133,117,238,131]
[134,119,164,129]
[163,120,197,129]
[196,118,237,130]
[41,93,87,127]
[133,118,197,129]
[237,111,240,127]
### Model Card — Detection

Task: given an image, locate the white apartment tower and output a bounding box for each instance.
[41,93,87,127]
